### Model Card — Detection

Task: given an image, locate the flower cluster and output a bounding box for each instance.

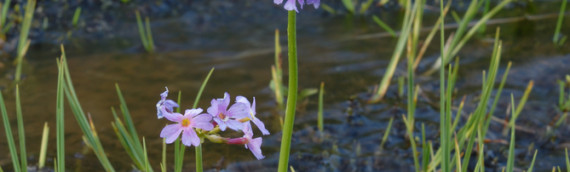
[156,88,269,159]
[274,0,320,12]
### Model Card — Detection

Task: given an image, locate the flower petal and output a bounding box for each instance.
[207,99,219,116]
[160,124,182,143]
[235,96,250,107]
[274,0,283,5]
[164,111,183,122]
[306,0,320,8]
[247,137,264,160]
[184,108,203,118]
[284,0,298,12]
[298,0,304,9]
[252,118,270,135]
[182,129,200,147]
[193,114,214,131]
[228,102,249,119]
[226,119,244,131]
[214,118,228,131]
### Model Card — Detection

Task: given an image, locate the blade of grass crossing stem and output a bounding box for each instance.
[59,46,115,171]
[278,11,298,172]
[72,7,81,27]
[414,2,451,70]
[372,15,396,37]
[56,57,66,172]
[528,150,538,172]
[14,0,35,82]
[0,88,21,172]
[369,0,417,102]
[506,81,534,132]
[380,117,394,149]
[553,0,567,44]
[318,82,324,133]
[273,29,284,107]
[39,122,49,169]
[506,95,517,172]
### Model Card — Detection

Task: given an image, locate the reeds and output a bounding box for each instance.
[553,0,567,46]
[14,0,36,83]
[135,11,155,53]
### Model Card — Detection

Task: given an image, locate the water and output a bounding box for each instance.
[1,0,570,171]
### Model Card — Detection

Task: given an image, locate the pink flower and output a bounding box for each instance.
[160,108,213,147]
[207,92,249,131]
[236,96,270,135]
[156,87,179,119]
[226,125,264,160]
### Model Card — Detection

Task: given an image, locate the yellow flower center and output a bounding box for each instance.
[218,113,226,120]
[181,118,191,127]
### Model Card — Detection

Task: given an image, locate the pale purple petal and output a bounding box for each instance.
[207,99,219,117]
[228,103,249,119]
[156,100,165,119]
[160,124,182,143]
[164,112,183,123]
[218,92,231,113]
[298,0,304,9]
[252,118,270,135]
[274,0,283,4]
[192,114,214,131]
[181,129,201,147]
[243,124,254,138]
[306,0,319,8]
[235,96,250,107]
[247,137,264,160]
[160,87,169,100]
[184,108,203,118]
[214,118,228,131]
[226,120,244,131]
[163,100,179,111]
[284,0,298,12]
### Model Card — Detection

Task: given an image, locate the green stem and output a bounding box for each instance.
[195,144,203,172]
[278,10,298,172]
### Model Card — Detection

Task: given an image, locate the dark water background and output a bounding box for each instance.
[0,0,570,171]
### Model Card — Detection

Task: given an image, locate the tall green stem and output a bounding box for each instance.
[278,11,298,172]
[195,145,203,172]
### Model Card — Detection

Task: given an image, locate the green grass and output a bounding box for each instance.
[14,0,36,83]
[135,11,155,53]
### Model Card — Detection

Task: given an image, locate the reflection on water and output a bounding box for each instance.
[1,1,570,171]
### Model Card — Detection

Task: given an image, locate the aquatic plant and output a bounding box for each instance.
[135,11,155,53]
[157,89,270,170]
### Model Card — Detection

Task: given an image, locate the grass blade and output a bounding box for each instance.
[528,150,538,172]
[15,85,27,171]
[0,90,21,172]
[553,0,567,44]
[56,57,66,172]
[72,7,81,27]
[318,82,324,133]
[372,15,396,37]
[38,122,49,169]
